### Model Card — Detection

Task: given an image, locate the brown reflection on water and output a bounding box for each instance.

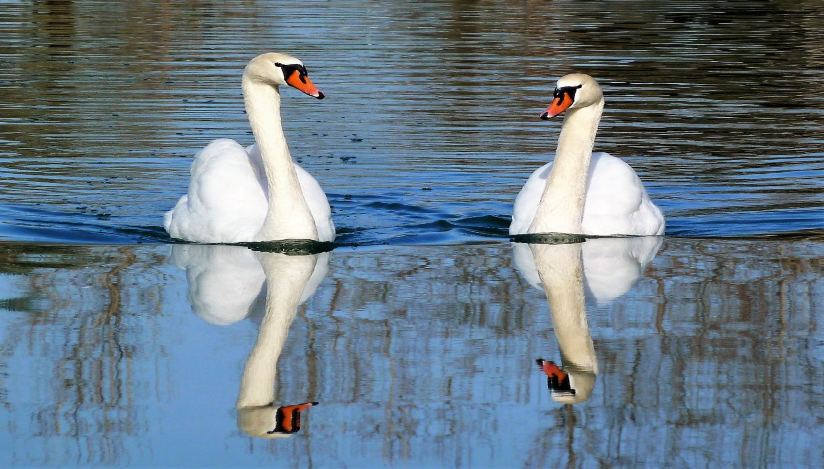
[1,0,822,241]
[0,240,823,465]
[0,243,170,465]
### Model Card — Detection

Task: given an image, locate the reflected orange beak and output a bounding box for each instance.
[536,358,567,380]
[285,70,324,99]
[540,93,573,120]
[269,401,318,434]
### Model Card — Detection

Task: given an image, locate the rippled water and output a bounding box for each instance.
[1,0,822,244]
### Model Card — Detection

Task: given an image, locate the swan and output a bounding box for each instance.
[164,52,335,243]
[510,74,665,237]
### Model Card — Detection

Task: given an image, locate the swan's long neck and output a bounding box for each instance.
[531,243,597,373]
[242,77,319,241]
[236,253,318,409]
[530,99,604,235]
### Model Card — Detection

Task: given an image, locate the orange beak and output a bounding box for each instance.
[537,358,567,381]
[269,401,318,434]
[540,93,574,120]
[285,70,324,99]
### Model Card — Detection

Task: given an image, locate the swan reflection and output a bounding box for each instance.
[171,244,328,437]
[514,237,660,404]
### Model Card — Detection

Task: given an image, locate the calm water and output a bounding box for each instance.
[1,239,823,466]
[1,0,823,467]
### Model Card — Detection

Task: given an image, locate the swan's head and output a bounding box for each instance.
[540,73,602,119]
[237,402,318,439]
[536,358,596,405]
[244,52,325,99]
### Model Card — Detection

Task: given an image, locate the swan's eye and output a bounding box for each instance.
[274,62,309,84]
[553,84,583,105]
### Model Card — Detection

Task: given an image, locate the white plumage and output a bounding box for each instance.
[511,152,664,236]
[165,140,334,243]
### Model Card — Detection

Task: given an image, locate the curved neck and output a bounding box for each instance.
[530,99,604,235]
[242,77,318,241]
[531,243,597,373]
[237,253,318,409]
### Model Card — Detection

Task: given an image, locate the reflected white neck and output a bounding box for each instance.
[236,254,317,409]
[531,243,597,372]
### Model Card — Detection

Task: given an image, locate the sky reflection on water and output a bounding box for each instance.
[0,239,822,467]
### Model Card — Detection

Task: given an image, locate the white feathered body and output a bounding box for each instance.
[164,139,334,243]
[510,152,664,236]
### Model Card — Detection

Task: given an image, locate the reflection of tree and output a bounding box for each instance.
[0,244,166,465]
[1,240,822,466]
[296,240,824,467]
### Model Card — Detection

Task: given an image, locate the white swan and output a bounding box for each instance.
[165,52,335,243]
[510,74,665,236]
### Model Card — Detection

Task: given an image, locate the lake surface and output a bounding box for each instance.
[0,0,823,467]
[1,239,823,467]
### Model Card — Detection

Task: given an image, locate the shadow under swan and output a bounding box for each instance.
[171,244,329,437]
[513,237,661,404]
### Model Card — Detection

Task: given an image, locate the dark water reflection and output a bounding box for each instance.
[1,1,822,244]
[0,239,822,466]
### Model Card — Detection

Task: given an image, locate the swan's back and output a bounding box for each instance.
[164,140,335,243]
[165,139,269,243]
[510,152,665,236]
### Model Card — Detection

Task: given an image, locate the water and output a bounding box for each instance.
[1,0,823,466]
[1,0,822,244]
[1,239,823,466]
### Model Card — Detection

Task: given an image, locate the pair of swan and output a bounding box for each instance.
[163,53,664,243]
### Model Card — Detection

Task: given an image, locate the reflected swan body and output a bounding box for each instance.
[165,52,334,243]
[172,244,328,437]
[515,237,660,404]
[510,74,664,236]
[513,236,660,304]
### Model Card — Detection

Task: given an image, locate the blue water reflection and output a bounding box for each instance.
[1,240,821,466]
